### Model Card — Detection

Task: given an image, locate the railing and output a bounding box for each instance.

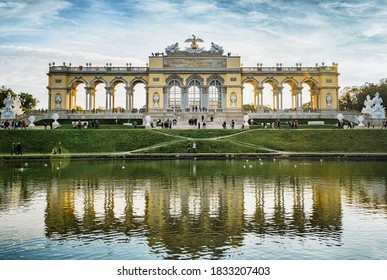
[242,66,337,73]
[49,66,148,73]
[48,66,338,74]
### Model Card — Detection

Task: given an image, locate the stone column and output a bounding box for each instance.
[202,86,209,109]
[145,86,149,112]
[91,88,96,110]
[67,88,72,110]
[181,86,187,109]
[310,89,315,109]
[258,86,263,109]
[105,86,112,110]
[111,88,116,110]
[85,87,92,110]
[276,86,283,110]
[272,91,276,110]
[48,88,52,110]
[291,89,297,109]
[253,89,259,109]
[316,88,320,109]
[163,87,168,109]
[125,87,132,111]
[222,86,227,109]
[296,86,303,109]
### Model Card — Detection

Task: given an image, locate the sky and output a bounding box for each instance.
[1,0,387,109]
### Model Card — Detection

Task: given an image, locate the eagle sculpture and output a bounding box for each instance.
[184,34,204,49]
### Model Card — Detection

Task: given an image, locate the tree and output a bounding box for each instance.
[339,79,387,111]
[1,86,38,112]
[302,102,311,110]
[18,92,39,112]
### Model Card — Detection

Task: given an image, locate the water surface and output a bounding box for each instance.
[0,159,386,259]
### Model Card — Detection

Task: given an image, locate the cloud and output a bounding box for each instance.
[1,0,387,108]
[0,0,71,23]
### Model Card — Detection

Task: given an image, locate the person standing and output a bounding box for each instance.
[192,142,197,153]
[11,143,16,155]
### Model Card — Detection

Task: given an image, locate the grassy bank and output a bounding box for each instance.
[1,127,387,155]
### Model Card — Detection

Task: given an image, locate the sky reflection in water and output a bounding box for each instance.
[0,159,386,260]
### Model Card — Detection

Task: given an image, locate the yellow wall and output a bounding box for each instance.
[47,56,339,111]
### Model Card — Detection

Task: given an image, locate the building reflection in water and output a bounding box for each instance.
[1,160,386,259]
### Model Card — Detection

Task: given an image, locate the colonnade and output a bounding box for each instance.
[68,85,146,111]
[253,86,320,110]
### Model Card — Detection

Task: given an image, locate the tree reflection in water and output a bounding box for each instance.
[0,159,386,259]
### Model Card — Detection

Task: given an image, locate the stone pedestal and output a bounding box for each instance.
[145,115,152,129]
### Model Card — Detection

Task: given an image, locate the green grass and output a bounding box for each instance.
[1,127,387,155]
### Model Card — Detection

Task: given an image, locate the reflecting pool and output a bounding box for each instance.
[0,159,386,260]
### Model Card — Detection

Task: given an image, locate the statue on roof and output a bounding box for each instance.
[185,34,204,50]
[165,42,179,54]
[210,42,224,54]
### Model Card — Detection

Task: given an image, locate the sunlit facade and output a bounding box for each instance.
[47,36,340,112]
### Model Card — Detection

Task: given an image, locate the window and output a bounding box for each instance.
[168,80,181,108]
[188,80,201,108]
[208,80,222,109]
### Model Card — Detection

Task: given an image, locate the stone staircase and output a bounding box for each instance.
[150,111,246,129]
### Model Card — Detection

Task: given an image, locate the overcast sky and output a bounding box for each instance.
[1,0,386,108]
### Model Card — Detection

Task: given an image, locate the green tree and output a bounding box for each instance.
[302,102,311,110]
[1,86,38,112]
[339,79,387,111]
[18,92,38,112]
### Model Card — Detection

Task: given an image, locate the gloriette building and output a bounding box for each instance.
[47,35,339,114]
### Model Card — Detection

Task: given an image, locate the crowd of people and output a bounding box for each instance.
[72,119,101,129]
[154,118,177,129]
[1,120,28,129]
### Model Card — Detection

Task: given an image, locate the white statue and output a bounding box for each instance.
[13,97,24,116]
[357,115,365,127]
[371,92,385,119]
[243,115,250,129]
[361,95,373,115]
[361,92,385,119]
[1,93,15,119]
[55,95,62,109]
[230,94,237,108]
[210,42,224,54]
[28,116,36,127]
[165,42,179,53]
[326,94,332,108]
[153,94,160,108]
[145,115,152,129]
[52,113,60,126]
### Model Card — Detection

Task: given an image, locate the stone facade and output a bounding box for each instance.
[47,38,340,112]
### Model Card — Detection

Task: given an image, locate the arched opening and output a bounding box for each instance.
[74,83,86,110]
[262,81,276,111]
[93,82,106,110]
[167,80,182,110]
[133,83,146,111]
[169,84,181,109]
[208,79,223,109]
[282,83,293,110]
[112,82,126,111]
[242,82,254,111]
[301,81,315,110]
[188,79,202,110]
